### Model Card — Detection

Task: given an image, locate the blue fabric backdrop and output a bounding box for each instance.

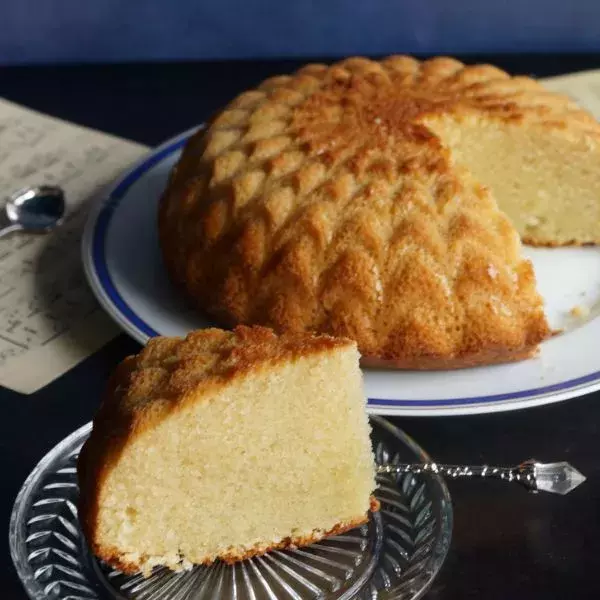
[1,0,599,65]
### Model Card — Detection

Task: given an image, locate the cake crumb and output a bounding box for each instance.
[570,305,590,318]
[487,264,498,279]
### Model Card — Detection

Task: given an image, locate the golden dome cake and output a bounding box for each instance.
[159,56,600,369]
[77,325,377,575]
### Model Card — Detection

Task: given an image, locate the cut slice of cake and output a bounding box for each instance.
[77,326,377,576]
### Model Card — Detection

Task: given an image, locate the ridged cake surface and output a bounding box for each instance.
[159,56,600,368]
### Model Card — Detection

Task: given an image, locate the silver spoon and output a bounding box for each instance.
[377,459,586,495]
[0,185,65,238]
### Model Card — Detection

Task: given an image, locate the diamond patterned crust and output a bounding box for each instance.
[157,56,567,368]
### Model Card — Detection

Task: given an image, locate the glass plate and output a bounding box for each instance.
[9,416,452,600]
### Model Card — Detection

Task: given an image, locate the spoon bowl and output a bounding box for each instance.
[1,185,65,236]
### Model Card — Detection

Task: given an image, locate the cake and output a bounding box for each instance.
[157,55,598,370]
[77,325,377,575]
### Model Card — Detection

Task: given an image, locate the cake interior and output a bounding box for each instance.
[93,346,376,574]
[428,114,600,246]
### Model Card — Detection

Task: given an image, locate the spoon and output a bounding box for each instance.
[0,185,66,238]
[377,459,585,495]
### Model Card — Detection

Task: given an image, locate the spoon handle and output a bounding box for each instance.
[376,459,586,495]
[0,223,22,239]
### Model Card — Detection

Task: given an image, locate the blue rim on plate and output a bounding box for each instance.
[83,129,600,413]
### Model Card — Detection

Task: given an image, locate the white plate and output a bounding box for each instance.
[82,127,600,416]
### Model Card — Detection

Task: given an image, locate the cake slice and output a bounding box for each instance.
[77,326,377,576]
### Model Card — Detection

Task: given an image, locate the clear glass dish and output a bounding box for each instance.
[9,416,452,599]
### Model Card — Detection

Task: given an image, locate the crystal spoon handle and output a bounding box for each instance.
[376,460,586,495]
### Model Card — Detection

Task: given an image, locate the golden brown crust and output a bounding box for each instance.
[361,345,538,370]
[521,236,600,248]
[77,325,357,565]
[157,55,558,368]
[91,498,379,575]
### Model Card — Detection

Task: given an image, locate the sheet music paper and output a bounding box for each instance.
[541,69,600,119]
[1,68,600,394]
[0,98,148,394]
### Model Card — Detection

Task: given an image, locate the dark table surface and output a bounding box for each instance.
[1,54,600,600]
